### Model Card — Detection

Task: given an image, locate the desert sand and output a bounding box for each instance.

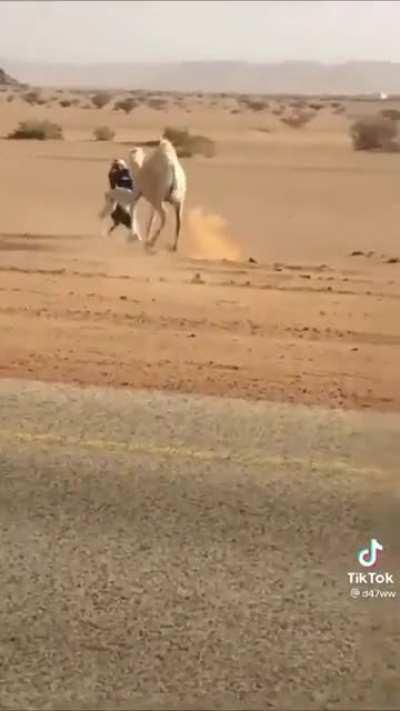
[1,88,400,411]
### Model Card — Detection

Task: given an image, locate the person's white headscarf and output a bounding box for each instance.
[117,159,128,169]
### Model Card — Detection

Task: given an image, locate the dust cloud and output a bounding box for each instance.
[186,207,243,261]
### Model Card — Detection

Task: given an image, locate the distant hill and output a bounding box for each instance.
[2,60,400,95]
[0,67,21,87]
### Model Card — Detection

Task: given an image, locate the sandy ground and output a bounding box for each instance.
[0,93,400,411]
[1,92,400,709]
[0,378,399,710]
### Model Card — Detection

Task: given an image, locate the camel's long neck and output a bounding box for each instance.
[128,156,143,182]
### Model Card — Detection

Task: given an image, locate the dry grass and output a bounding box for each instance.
[93,126,115,141]
[113,97,137,113]
[239,98,268,112]
[147,98,167,111]
[59,99,73,108]
[350,116,399,151]
[163,126,216,158]
[380,108,400,121]
[91,92,111,109]
[290,100,307,110]
[22,90,42,106]
[280,110,315,129]
[8,119,63,140]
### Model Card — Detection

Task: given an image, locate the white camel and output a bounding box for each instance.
[128,146,157,241]
[99,139,187,251]
[128,146,145,181]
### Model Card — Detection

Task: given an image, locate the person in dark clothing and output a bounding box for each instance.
[108,159,133,191]
[107,159,134,232]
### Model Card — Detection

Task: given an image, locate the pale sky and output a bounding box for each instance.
[1,0,400,64]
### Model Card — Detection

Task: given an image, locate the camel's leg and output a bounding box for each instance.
[101,217,113,238]
[144,207,156,243]
[169,200,183,252]
[146,203,166,249]
[128,192,142,242]
[98,195,115,220]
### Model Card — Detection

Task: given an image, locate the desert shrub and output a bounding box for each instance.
[22,90,42,105]
[350,116,398,151]
[91,92,111,109]
[163,126,216,158]
[333,105,346,115]
[280,110,314,129]
[93,125,115,141]
[380,108,400,121]
[290,100,306,109]
[308,103,323,111]
[288,99,307,111]
[6,94,14,103]
[230,108,240,114]
[59,99,73,108]
[147,98,167,110]
[272,107,284,116]
[240,98,268,112]
[331,101,342,108]
[8,119,63,140]
[163,126,190,146]
[113,97,137,113]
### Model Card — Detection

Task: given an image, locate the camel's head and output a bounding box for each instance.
[159,138,173,150]
[129,146,145,168]
[159,138,178,159]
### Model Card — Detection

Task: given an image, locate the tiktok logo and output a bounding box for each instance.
[357,538,383,568]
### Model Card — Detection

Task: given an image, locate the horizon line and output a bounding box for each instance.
[2,58,399,67]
